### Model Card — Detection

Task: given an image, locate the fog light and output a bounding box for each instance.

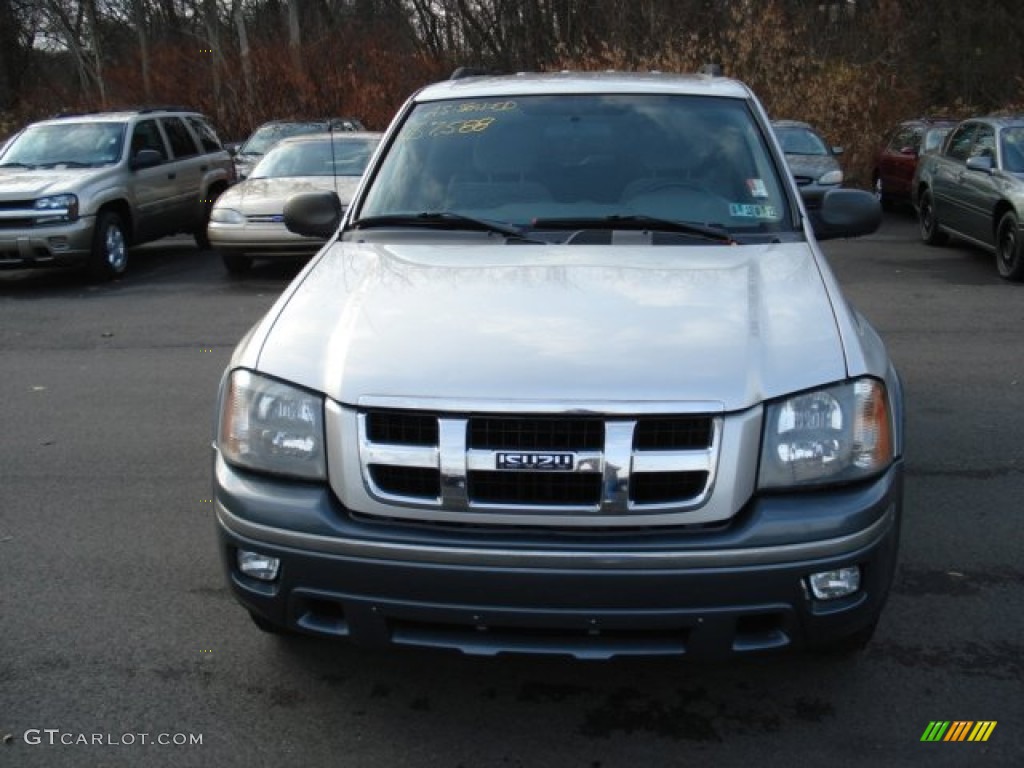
[237,550,280,581]
[808,566,860,600]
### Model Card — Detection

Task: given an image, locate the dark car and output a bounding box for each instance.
[873,118,956,210]
[912,114,1024,281]
[772,120,844,208]
[233,118,366,180]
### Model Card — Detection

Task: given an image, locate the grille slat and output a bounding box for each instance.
[634,417,713,450]
[469,416,604,451]
[369,465,440,499]
[630,471,708,504]
[469,470,602,506]
[366,410,439,446]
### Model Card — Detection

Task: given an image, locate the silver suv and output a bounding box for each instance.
[0,107,234,278]
[213,71,902,658]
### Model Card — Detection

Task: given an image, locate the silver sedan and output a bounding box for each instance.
[208,131,381,273]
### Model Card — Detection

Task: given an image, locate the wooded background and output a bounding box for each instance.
[2,0,1023,186]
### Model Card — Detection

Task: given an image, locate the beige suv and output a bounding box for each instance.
[0,107,234,279]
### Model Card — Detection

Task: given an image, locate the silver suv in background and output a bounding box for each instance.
[0,107,234,279]
[214,70,900,659]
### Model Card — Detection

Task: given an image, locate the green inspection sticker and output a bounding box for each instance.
[729,203,778,218]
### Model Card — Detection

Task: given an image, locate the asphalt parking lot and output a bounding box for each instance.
[1,213,1021,768]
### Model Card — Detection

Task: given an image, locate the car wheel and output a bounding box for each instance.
[918,191,947,245]
[996,210,1024,281]
[873,175,894,211]
[195,188,222,250]
[88,210,128,280]
[222,251,252,275]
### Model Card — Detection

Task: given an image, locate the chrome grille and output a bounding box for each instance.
[358,410,720,516]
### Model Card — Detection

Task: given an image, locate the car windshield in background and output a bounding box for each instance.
[358,93,791,235]
[1001,127,1024,172]
[251,136,379,179]
[776,126,830,156]
[923,126,953,153]
[239,123,333,155]
[0,122,125,167]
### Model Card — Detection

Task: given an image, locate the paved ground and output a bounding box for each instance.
[1,215,1021,767]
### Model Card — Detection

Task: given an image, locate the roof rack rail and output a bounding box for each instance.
[699,63,724,77]
[136,105,192,114]
[449,67,495,80]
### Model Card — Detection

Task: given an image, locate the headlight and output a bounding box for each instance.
[210,207,245,224]
[33,193,78,222]
[218,370,326,480]
[758,378,892,490]
[817,169,843,186]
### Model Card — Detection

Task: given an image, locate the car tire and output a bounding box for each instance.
[88,210,129,280]
[996,210,1024,281]
[918,190,947,245]
[194,187,223,251]
[873,175,894,211]
[222,251,252,275]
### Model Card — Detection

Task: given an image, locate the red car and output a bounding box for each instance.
[873,118,956,210]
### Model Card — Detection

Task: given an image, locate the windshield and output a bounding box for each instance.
[238,123,332,156]
[251,136,380,178]
[775,126,830,156]
[1,122,125,167]
[359,94,791,236]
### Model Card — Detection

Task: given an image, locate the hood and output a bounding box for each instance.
[217,176,362,213]
[0,167,103,199]
[783,154,840,181]
[253,242,848,411]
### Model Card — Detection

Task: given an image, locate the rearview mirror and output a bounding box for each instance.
[284,191,343,239]
[131,149,162,170]
[809,188,881,241]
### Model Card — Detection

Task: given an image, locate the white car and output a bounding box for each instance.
[213,70,900,658]
[207,131,381,273]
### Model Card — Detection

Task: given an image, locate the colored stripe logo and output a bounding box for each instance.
[921,721,997,742]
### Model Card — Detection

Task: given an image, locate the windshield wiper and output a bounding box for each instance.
[0,162,35,169]
[38,160,94,168]
[351,212,544,243]
[531,215,734,244]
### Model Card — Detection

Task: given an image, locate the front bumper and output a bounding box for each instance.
[214,452,903,659]
[0,217,95,269]
[207,221,324,257]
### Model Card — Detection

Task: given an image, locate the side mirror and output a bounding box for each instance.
[809,188,881,241]
[131,149,162,170]
[284,191,342,239]
[831,146,844,156]
[223,142,240,157]
[966,155,994,173]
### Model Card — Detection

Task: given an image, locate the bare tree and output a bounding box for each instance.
[232,0,256,117]
[132,0,152,101]
[287,0,302,81]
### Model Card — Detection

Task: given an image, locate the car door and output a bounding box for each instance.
[158,116,204,232]
[958,123,1000,246]
[933,122,977,235]
[882,124,921,199]
[127,118,176,243]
